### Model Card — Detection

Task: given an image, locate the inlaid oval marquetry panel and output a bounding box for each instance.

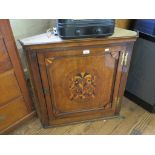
[64,69,100,104]
[68,71,97,102]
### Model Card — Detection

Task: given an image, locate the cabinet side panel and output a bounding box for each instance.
[115,42,135,114]
[26,51,49,126]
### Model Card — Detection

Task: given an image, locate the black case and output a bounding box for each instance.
[57,19,115,39]
[125,34,155,113]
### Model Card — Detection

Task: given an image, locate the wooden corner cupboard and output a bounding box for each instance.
[0,20,35,134]
[20,27,137,128]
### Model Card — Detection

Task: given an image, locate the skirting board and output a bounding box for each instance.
[124,91,155,113]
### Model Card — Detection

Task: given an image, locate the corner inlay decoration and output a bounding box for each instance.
[69,72,96,101]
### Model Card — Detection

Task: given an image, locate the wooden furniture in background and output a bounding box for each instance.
[20,27,137,128]
[0,20,35,134]
[116,19,131,29]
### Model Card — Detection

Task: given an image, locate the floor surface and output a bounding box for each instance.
[10,97,155,135]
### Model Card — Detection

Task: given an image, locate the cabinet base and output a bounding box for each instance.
[43,114,123,129]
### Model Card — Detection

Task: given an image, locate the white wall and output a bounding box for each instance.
[10,19,56,48]
[9,19,56,71]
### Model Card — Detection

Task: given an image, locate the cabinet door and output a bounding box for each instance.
[38,46,125,124]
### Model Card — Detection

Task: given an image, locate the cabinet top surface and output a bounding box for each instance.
[20,27,137,46]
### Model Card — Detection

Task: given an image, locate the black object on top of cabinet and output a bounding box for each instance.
[57,19,115,39]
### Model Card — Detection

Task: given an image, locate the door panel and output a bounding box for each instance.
[0,38,12,73]
[0,70,22,107]
[47,54,116,113]
[0,97,28,131]
[43,47,122,118]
